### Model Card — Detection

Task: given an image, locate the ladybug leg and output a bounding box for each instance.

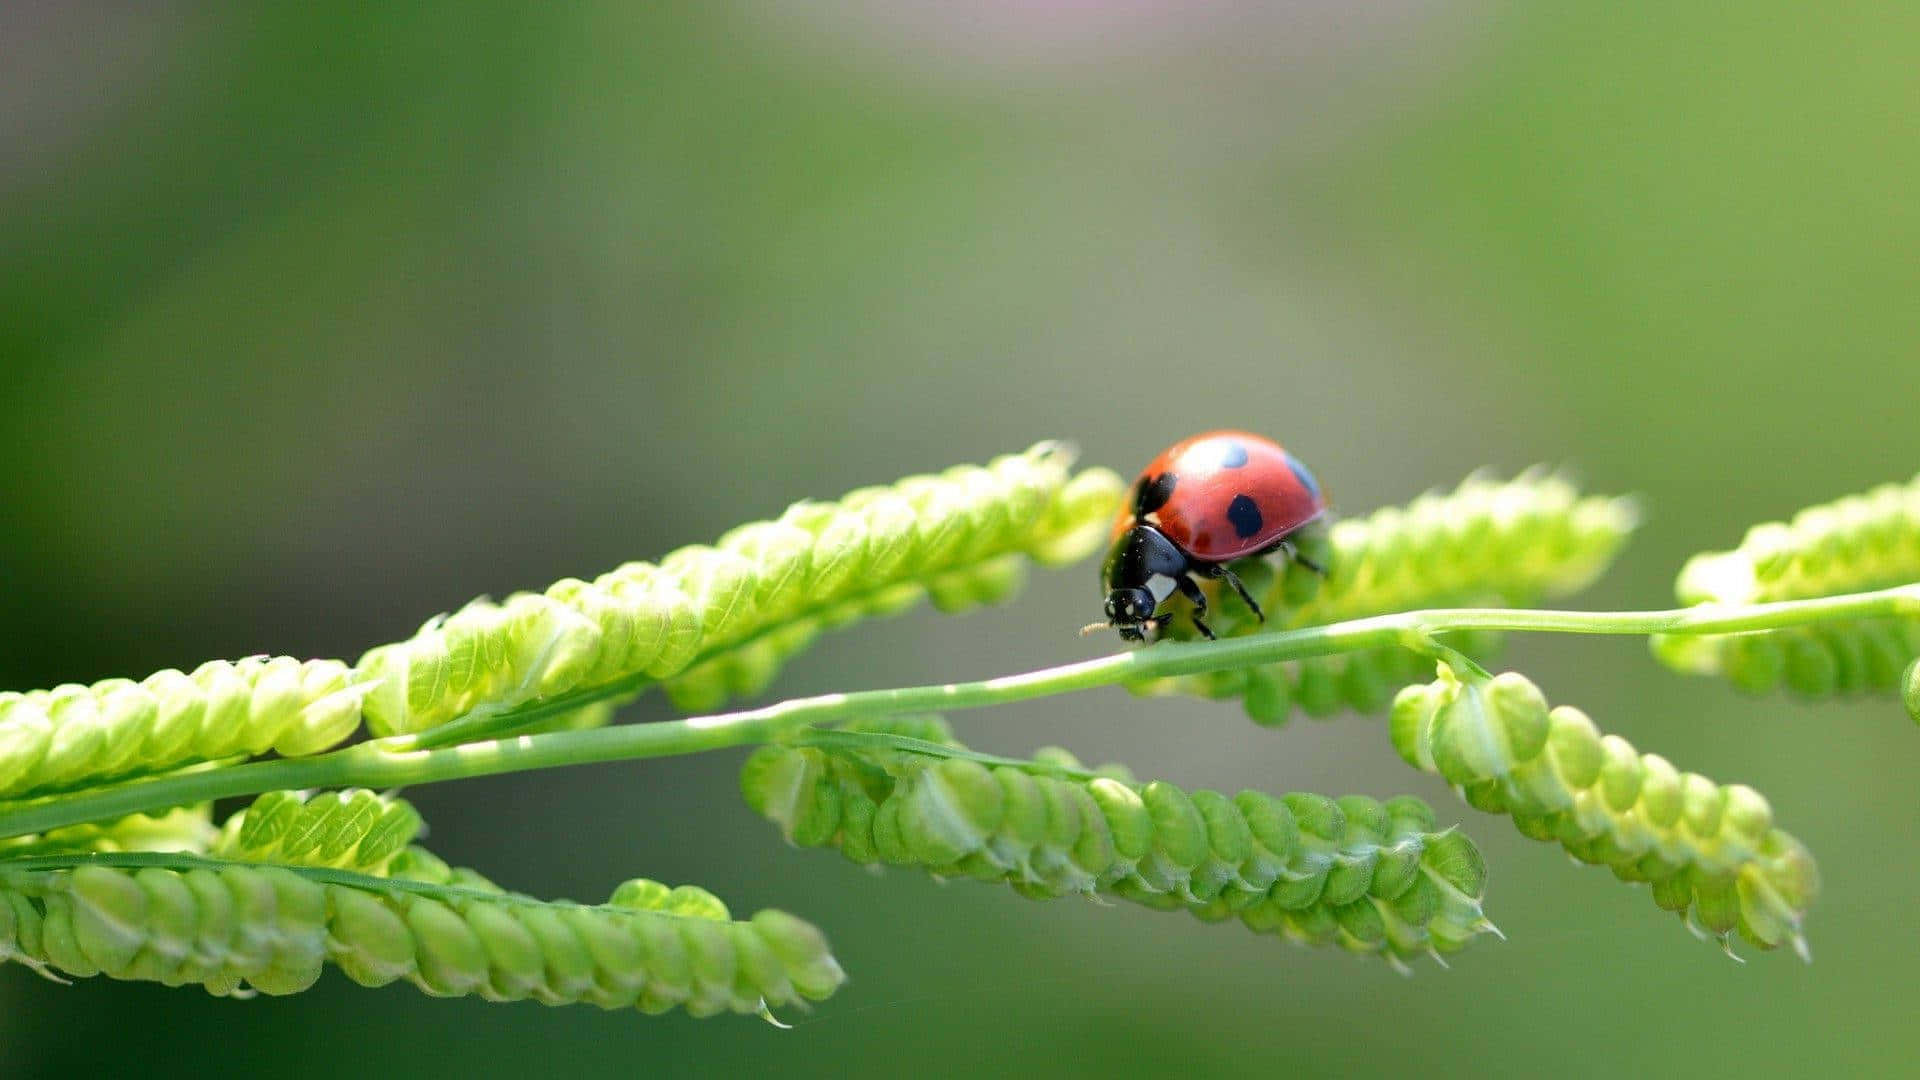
[1280,540,1327,577]
[1206,564,1264,623]
[1172,574,1217,640]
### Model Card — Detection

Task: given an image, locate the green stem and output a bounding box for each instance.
[0,852,711,919]
[0,851,496,898]
[1402,631,1491,681]
[404,673,651,750]
[791,729,1101,780]
[2,584,1913,841]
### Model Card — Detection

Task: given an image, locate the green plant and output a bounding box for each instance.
[3,444,1915,1017]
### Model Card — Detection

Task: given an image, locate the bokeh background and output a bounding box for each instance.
[4,3,1917,1076]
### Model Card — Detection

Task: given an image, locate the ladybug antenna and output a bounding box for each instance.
[1078,620,1114,637]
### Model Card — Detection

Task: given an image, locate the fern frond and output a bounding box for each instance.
[0,658,363,800]
[1391,667,1817,956]
[1655,475,1920,696]
[356,442,1124,735]
[0,807,216,860]
[0,856,844,1016]
[212,790,422,875]
[742,717,1494,968]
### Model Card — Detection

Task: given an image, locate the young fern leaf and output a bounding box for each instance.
[1390,667,1818,958]
[356,442,1124,735]
[0,658,364,800]
[212,789,423,874]
[742,717,1495,969]
[0,807,216,860]
[1654,474,1920,697]
[0,856,844,1017]
[210,792,524,897]
[1134,470,1637,723]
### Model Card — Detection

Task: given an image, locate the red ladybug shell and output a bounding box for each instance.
[1113,430,1326,563]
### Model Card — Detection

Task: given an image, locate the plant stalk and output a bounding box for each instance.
[1,584,1913,841]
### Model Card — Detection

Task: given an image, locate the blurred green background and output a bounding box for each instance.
[3,2,1917,1076]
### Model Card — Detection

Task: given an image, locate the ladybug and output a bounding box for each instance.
[1093,430,1328,642]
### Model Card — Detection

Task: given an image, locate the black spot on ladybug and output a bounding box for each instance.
[1226,494,1263,539]
[1134,472,1177,516]
[1285,454,1321,499]
[1217,440,1249,468]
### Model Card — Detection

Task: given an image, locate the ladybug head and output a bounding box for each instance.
[1103,586,1158,640]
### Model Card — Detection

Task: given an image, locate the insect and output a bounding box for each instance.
[1090,430,1328,642]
